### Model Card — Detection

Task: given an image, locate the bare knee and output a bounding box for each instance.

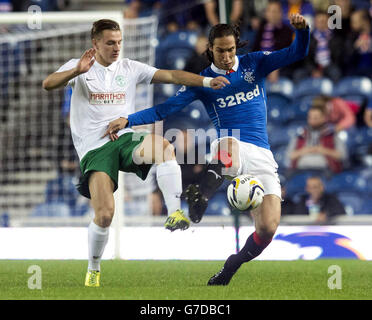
[94,205,114,228]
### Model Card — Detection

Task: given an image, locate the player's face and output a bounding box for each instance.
[93,30,122,66]
[210,35,236,70]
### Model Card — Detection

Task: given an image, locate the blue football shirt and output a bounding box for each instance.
[128,28,310,150]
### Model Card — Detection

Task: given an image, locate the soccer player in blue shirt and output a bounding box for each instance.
[104,14,310,285]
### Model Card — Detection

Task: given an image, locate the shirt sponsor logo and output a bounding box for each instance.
[215,84,260,108]
[90,92,126,105]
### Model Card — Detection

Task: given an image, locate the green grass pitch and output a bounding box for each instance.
[0,259,371,300]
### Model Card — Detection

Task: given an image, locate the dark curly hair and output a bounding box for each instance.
[205,22,248,62]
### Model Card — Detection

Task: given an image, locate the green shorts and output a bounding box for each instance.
[77,132,152,199]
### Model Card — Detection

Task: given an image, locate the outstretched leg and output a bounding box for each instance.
[208,195,281,285]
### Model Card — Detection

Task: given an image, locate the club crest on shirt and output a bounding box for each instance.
[176,85,187,95]
[243,70,255,83]
[115,75,126,87]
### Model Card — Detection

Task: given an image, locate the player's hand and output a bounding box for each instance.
[102,117,128,141]
[210,76,230,90]
[289,14,307,29]
[75,48,96,75]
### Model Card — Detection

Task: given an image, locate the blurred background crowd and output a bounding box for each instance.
[1,0,372,224]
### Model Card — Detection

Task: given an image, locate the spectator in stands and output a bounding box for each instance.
[343,9,372,77]
[364,104,372,127]
[159,0,208,33]
[184,35,211,74]
[204,0,244,26]
[294,176,346,223]
[287,105,347,174]
[124,0,162,19]
[310,0,331,12]
[299,10,343,82]
[311,95,356,132]
[282,0,315,28]
[332,0,353,39]
[252,0,294,82]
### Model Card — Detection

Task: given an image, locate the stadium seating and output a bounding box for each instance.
[269,127,291,148]
[337,191,364,215]
[265,77,294,98]
[266,95,293,124]
[333,76,372,105]
[155,31,198,69]
[205,191,231,216]
[326,171,368,194]
[293,77,334,99]
[284,171,325,198]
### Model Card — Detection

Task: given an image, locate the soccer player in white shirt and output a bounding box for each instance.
[43,19,229,287]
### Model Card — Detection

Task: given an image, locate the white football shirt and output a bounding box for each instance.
[57,58,158,160]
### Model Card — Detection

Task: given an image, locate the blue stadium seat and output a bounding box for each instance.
[265,77,294,98]
[337,191,364,215]
[293,77,333,99]
[205,191,231,216]
[285,171,324,197]
[267,99,293,125]
[334,76,372,105]
[156,31,198,69]
[359,198,372,215]
[326,171,368,194]
[269,127,291,148]
[287,98,313,122]
[272,145,289,168]
[163,47,195,70]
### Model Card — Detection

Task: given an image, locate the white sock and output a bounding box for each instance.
[156,160,182,215]
[88,221,109,272]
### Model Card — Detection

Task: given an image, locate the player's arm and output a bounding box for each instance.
[255,14,310,77]
[103,86,197,140]
[151,69,230,90]
[42,48,96,90]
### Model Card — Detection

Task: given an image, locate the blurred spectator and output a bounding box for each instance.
[310,0,331,12]
[124,0,162,19]
[204,0,243,26]
[364,103,372,127]
[282,0,315,28]
[333,0,353,39]
[281,185,296,215]
[10,0,69,11]
[311,95,356,132]
[299,10,343,82]
[343,9,372,77]
[159,0,207,33]
[252,0,294,82]
[287,105,347,174]
[184,35,211,74]
[294,176,346,223]
[0,0,12,11]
